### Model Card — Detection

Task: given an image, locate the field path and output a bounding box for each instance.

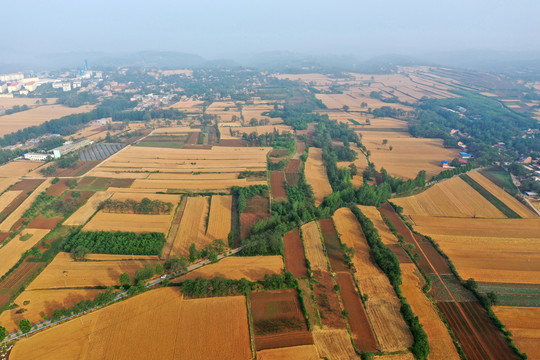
[162,197,187,258]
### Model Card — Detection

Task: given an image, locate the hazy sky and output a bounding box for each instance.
[3,0,539,59]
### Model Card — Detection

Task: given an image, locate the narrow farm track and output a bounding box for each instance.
[381,203,520,360]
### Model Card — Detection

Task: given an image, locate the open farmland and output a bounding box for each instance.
[312,329,359,360]
[0,97,56,108]
[175,256,283,282]
[205,195,232,242]
[312,270,347,329]
[167,196,209,258]
[0,161,44,178]
[0,190,23,214]
[357,205,398,245]
[300,221,327,271]
[283,228,308,278]
[305,147,332,206]
[0,229,49,278]
[10,288,252,360]
[0,288,102,332]
[493,306,540,359]
[241,196,269,239]
[63,191,113,226]
[0,178,50,231]
[333,207,412,352]
[257,345,320,360]
[83,212,174,234]
[270,172,287,202]
[392,176,506,218]
[27,252,158,290]
[401,263,460,360]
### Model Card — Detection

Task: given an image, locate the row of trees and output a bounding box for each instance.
[64,231,165,255]
[99,198,174,215]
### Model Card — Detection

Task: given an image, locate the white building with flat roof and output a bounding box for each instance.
[24,152,51,161]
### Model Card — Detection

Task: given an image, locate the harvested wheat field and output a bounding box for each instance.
[257,345,321,360]
[27,252,158,290]
[0,161,44,178]
[358,127,458,179]
[0,190,23,213]
[301,221,327,272]
[0,178,51,231]
[401,263,459,360]
[392,176,506,218]
[205,195,232,241]
[176,256,283,282]
[168,196,209,257]
[312,329,358,360]
[468,171,538,218]
[10,288,251,360]
[0,288,102,332]
[357,205,398,245]
[0,97,56,108]
[374,354,415,360]
[305,148,333,206]
[493,306,540,359]
[0,229,49,278]
[83,212,173,234]
[0,104,95,137]
[0,177,19,194]
[63,191,113,226]
[333,207,412,352]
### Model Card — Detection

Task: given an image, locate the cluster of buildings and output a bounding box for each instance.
[0,73,43,95]
[23,138,93,161]
[130,93,175,110]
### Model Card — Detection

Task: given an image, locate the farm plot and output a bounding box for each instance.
[493,306,540,359]
[27,252,158,290]
[205,195,232,242]
[257,345,320,360]
[83,212,174,234]
[312,329,358,360]
[63,191,113,226]
[305,148,332,206]
[0,178,50,231]
[136,134,187,149]
[10,288,252,360]
[0,190,23,214]
[283,228,308,278]
[241,196,269,239]
[467,171,537,218]
[0,104,95,137]
[27,216,63,230]
[357,205,398,245]
[0,288,102,332]
[168,196,209,257]
[400,263,460,360]
[176,256,283,282]
[250,289,313,351]
[477,283,540,307]
[312,270,347,330]
[0,229,49,278]
[392,176,506,218]
[270,172,287,202]
[0,177,20,195]
[300,221,327,272]
[319,219,347,272]
[333,207,412,352]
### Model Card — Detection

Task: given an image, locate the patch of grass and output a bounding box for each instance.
[480,167,519,196]
[460,174,521,218]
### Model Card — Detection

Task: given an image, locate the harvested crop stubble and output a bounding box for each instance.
[300,221,327,272]
[333,207,412,352]
[27,252,158,290]
[0,228,49,278]
[10,289,252,360]
[169,196,209,257]
[0,190,23,213]
[0,288,102,332]
[305,148,333,206]
[205,195,232,242]
[312,329,358,360]
[175,256,283,282]
[493,306,540,359]
[63,191,113,226]
[468,171,537,218]
[82,212,173,234]
[393,176,506,218]
[257,345,320,360]
[0,177,19,194]
[0,178,51,231]
[401,263,460,360]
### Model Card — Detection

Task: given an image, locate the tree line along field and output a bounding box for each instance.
[304,148,333,206]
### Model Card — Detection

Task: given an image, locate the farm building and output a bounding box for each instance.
[24,152,51,161]
[441,160,451,168]
[460,152,472,159]
[53,138,92,156]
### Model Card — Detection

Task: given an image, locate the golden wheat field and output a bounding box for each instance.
[0,288,103,332]
[10,288,252,360]
[0,104,95,137]
[467,171,537,218]
[0,229,50,278]
[0,177,19,194]
[257,345,321,360]
[168,196,209,258]
[333,207,412,352]
[82,212,174,234]
[301,221,327,272]
[63,191,113,226]
[392,176,506,218]
[27,252,158,290]
[205,195,232,242]
[0,161,44,178]
[175,256,283,282]
[0,178,51,231]
[0,190,22,213]
[493,306,540,359]
[401,263,460,360]
[0,97,57,108]
[312,329,358,360]
[357,205,397,245]
[305,147,333,206]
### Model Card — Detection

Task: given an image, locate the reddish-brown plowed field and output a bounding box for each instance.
[10,217,28,231]
[58,190,94,207]
[336,272,378,352]
[414,234,452,274]
[283,228,308,278]
[285,159,301,173]
[45,179,69,197]
[241,196,269,239]
[313,270,347,329]
[52,161,100,177]
[285,173,300,187]
[110,178,134,188]
[387,244,412,263]
[220,139,246,146]
[438,301,520,360]
[270,172,287,201]
[27,216,63,230]
[0,261,44,289]
[251,289,313,351]
[0,294,11,308]
[0,192,27,224]
[0,232,9,242]
[10,179,44,191]
[296,140,306,156]
[185,131,200,145]
[319,219,348,272]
